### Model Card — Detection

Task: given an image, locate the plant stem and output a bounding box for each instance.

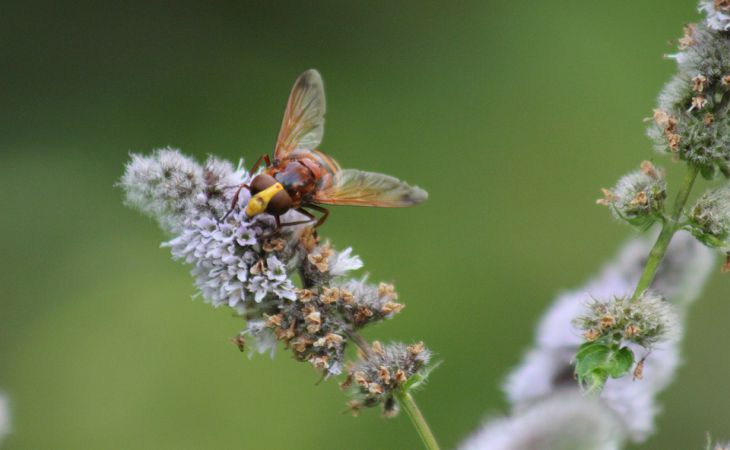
[344,328,373,358]
[631,165,700,300]
[395,390,441,450]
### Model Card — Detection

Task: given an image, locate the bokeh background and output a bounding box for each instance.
[2,1,728,449]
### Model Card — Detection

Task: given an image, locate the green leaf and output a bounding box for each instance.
[575,343,635,393]
[575,342,611,379]
[607,346,634,378]
[585,368,608,394]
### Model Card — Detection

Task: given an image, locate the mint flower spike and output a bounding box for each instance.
[120,148,439,446]
[502,231,714,444]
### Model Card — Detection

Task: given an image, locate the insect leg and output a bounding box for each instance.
[249,154,272,174]
[306,204,330,229]
[277,208,317,228]
[219,155,272,222]
[220,182,250,222]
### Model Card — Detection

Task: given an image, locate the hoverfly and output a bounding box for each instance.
[224,69,427,229]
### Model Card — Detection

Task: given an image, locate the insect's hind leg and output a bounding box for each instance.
[277,208,318,228]
[305,204,330,229]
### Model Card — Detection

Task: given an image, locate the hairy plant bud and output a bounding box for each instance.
[597,162,666,229]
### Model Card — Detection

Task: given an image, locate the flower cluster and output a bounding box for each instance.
[648,19,730,177]
[343,341,431,417]
[573,292,679,349]
[571,292,679,393]
[501,232,714,443]
[120,148,245,233]
[121,149,432,415]
[688,184,730,250]
[597,161,666,229]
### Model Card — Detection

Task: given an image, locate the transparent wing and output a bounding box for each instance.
[274,69,326,160]
[314,169,428,207]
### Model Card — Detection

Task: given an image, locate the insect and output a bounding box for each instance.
[223,69,427,229]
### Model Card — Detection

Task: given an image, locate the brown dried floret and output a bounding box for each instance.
[678,24,696,50]
[262,237,286,252]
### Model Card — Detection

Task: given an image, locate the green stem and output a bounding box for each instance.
[395,391,441,450]
[631,165,700,300]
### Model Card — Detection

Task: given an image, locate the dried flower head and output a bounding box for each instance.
[597,162,666,229]
[693,74,709,92]
[688,184,730,250]
[346,342,432,417]
[574,292,679,349]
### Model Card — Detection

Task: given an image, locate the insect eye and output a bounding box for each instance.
[250,174,277,195]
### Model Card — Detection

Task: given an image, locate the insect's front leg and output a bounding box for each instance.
[220,182,250,222]
[249,154,272,174]
[219,154,273,222]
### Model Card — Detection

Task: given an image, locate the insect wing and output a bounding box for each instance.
[314,169,428,207]
[274,69,326,160]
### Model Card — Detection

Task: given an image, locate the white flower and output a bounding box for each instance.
[244,321,277,358]
[460,391,624,450]
[329,247,363,276]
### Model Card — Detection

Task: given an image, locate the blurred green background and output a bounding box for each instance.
[1,1,728,449]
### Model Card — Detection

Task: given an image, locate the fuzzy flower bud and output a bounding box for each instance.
[597,162,666,229]
[688,184,730,250]
[572,291,680,393]
[344,342,432,417]
[573,292,679,349]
